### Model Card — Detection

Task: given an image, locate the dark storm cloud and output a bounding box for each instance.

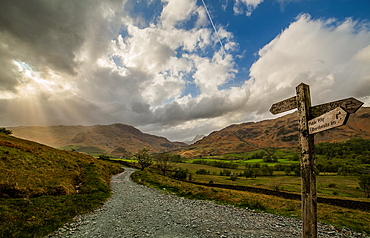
[0,0,123,89]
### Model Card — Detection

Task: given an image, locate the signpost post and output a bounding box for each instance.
[269,83,363,238]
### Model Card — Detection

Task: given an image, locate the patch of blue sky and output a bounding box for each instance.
[124,0,163,29]
[111,55,123,68]
[181,79,200,99]
[176,10,202,31]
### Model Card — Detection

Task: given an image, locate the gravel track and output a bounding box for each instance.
[48,168,368,238]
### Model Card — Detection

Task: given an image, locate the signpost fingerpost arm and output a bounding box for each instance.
[296,83,317,238]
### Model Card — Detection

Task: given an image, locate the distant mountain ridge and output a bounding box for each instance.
[10,124,187,155]
[9,107,370,157]
[178,107,370,157]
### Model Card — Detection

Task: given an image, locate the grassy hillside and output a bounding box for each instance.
[0,133,123,238]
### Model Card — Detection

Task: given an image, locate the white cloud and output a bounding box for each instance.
[160,0,197,29]
[246,14,370,117]
[233,0,264,16]
[191,52,237,95]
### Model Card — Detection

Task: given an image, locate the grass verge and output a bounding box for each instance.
[131,169,370,235]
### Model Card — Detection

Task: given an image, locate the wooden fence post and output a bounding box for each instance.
[296,83,317,238]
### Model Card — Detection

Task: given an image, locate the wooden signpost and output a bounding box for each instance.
[270,83,363,238]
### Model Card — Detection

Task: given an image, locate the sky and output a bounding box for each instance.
[0,0,370,142]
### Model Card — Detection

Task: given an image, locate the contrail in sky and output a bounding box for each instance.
[201,0,227,57]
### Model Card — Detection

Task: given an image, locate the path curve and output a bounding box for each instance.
[48,168,368,238]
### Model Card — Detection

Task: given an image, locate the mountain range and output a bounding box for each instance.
[9,107,370,157]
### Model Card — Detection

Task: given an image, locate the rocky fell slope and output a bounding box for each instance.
[179,107,370,157]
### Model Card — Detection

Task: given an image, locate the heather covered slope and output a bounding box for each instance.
[179,107,370,157]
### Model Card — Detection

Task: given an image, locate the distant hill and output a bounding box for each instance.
[10,124,187,155]
[68,123,187,155]
[178,107,370,157]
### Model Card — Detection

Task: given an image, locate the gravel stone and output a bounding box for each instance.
[47,168,369,238]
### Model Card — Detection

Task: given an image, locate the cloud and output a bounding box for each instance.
[246,14,370,117]
[160,0,197,29]
[233,0,264,16]
[1,0,369,143]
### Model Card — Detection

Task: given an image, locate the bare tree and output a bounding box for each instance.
[155,153,174,175]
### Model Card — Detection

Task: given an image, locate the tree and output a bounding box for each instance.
[252,168,261,178]
[196,169,209,175]
[284,167,292,176]
[230,173,238,181]
[0,128,12,135]
[155,153,174,175]
[244,169,253,179]
[261,165,274,176]
[98,155,110,160]
[134,148,153,171]
[359,174,370,198]
[172,167,188,180]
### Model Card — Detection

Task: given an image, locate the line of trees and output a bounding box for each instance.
[315,138,370,175]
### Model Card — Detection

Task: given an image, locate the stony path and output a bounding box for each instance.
[48,168,368,238]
